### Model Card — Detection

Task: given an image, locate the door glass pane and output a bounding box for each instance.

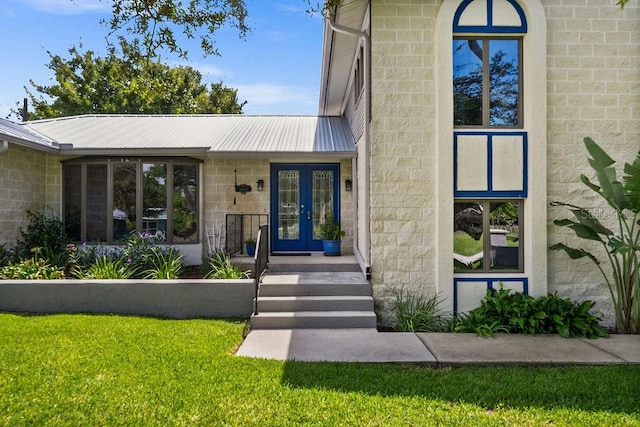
[63,165,82,241]
[489,201,520,270]
[278,170,299,240]
[489,39,519,126]
[143,163,167,241]
[173,164,198,243]
[312,170,334,240]
[454,202,484,271]
[453,38,483,126]
[87,164,108,242]
[113,163,137,241]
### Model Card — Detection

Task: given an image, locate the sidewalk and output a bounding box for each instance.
[236,329,640,364]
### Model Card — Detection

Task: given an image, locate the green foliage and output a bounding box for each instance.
[14,209,69,267]
[142,247,184,279]
[105,1,249,59]
[1,314,639,426]
[387,286,446,332]
[318,212,345,241]
[454,289,608,339]
[0,244,11,268]
[205,250,250,279]
[75,255,135,280]
[551,137,640,334]
[24,42,246,120]
[0,252,65,280]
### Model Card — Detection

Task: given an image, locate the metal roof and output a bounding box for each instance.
[0,118,58,152]
[20,115,356,157]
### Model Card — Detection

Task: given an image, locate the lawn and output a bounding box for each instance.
[1,314,639,426]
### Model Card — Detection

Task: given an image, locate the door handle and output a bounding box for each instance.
[306,211,311,220]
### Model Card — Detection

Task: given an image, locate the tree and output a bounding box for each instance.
[23,43,246,119]
[104,0,249,59]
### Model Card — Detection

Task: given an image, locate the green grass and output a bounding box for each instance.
[1,314,639,426]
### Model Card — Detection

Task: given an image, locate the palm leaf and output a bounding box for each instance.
[584,137,627,209]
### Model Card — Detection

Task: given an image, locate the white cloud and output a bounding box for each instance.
[23,0,109,15]
[235,83,318,115]
[167,61,229,79]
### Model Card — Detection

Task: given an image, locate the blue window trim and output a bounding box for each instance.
[454,131,528,198]
[453,277,529,313]
[453,0,528,34]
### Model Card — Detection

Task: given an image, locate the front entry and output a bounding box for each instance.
[271,163,340,252]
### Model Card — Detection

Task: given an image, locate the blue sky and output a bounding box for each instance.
[0,0,325,119]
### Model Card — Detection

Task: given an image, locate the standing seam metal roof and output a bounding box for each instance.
[18,115,356,156]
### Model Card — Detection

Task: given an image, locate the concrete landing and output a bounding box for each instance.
[236,329,435,363]
[236,330,640,364]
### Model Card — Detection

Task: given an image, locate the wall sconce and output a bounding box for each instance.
[345,179,353,192]
[256,179,265,192]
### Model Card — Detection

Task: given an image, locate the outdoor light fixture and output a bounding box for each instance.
[256,179,265,191]
[234,169,252,194]
[345,179,353,192]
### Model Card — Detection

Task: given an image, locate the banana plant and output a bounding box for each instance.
[550,137,640,334]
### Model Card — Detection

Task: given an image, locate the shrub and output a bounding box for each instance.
[0,250,65,280]
[387,286,447,332]
[205,250,250,279]
[142,247,184,279]
[14,209,69,267]
[454,288,608,338]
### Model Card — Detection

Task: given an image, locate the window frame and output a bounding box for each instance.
[453,36,524,129]
[453,199,524,273]
[62,157,201,245]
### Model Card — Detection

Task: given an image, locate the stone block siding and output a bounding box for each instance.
[0,144,52,247]
[369,0,440,299]
[545,0,640,325]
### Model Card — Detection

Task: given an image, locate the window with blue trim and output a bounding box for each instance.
[453,200,523,273]
[453,37,522,127]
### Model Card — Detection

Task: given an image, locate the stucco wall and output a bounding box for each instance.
[545,0,640,323]
[0,144,57,247]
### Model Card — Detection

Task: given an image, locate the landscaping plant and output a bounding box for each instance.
[73,255,135,280]
[14,209,69,268]
[454,288,608,338]
[0,248,65,280]
[387,286,447,332]
[551,137,640,333]
[142,247,184,279]
[205,250,250,279]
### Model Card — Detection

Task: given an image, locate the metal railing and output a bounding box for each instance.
[253,224,269,315]
[225,214,269,255]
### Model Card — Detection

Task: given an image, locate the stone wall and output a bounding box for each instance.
[545,0,640,324]
[369,0,440,300]
[0,144,53,247]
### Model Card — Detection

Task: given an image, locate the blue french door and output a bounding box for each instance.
[271,163,340,252]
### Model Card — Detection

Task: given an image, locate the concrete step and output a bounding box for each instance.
[257,295,374,312]
[250,311,378,329]
[259,272,371,297]
[268,262,362,273]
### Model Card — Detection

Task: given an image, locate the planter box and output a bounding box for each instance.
[0,279,254,319]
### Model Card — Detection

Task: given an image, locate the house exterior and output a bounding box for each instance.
[0,0,638,326]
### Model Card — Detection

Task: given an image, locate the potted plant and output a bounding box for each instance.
[244,237,257,257]
[318,213,345,256]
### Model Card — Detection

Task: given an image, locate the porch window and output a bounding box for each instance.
[63,157,201,244]
[453,200,523,273]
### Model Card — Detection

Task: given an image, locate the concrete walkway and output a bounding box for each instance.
[236,329,640,365]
